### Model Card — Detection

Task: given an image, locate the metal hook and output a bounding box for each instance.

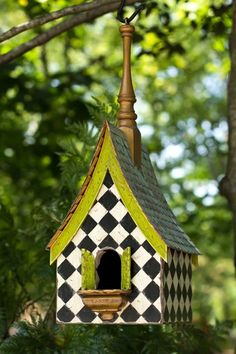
[117,0,145,24]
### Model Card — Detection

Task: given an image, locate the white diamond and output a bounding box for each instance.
[153,297,161,311]
[152,252,161,263]
[132,247,151,268]
[173,250,178,268]
[153,273,161,286]
[166,271,172,287]
[132,293,151,314]
[167,295,173,312]
[88,223,107,243]
[67,270,81,292]
[92,316,103,324]
[173,272,179,290]
[116,246,123,255]
[57,273,65,288]
[56,296,65,311]
[72,229,86,247]
[110,224,129,243]
[131,227,146,244]
[70,316,80,323]
[57,254,65,267]
[185,299,190,312]
[132,269,150,291]
[109,201,127,222]
[173,298,179,313]
[179,252,184,268]
[66,293,84,315]
[96,184,108,200]
[109,184,121,200]
[180,273,184,290]
[89,202,107,223]
[136,316,147,324]
[67,247,81,269]
[180,296,184,312]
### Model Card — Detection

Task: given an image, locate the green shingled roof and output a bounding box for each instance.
[108,123,200,255]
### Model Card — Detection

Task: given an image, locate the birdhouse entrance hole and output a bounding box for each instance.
[79,247,131,321]
[96,249,121,290]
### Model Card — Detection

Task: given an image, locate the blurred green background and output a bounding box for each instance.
[0,0,235,353]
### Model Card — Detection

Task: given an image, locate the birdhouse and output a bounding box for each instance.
[47,23,200,324]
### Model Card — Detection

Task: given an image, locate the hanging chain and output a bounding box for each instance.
[117,0,145,24]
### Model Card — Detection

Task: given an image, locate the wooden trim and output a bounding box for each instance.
[46,124,107,250]
[160,254,167,323]
[49,123,167,264]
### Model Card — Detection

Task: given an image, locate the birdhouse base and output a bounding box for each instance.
[78,289,131,321]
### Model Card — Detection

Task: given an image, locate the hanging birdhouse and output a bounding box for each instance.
[47,18,200,324]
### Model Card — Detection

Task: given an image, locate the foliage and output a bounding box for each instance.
[0,319,234,354]
[0,0,235,352]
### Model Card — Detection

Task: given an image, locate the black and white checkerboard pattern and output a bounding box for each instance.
[162,248,192,322]
[56,172,162,324]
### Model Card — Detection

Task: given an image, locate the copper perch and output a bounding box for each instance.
[117,24,141,167]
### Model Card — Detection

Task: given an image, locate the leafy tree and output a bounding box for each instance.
[0,0,235,353]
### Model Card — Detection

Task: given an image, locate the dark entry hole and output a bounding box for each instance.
[97,250,121,289]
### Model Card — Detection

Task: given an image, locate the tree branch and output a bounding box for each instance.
[219,0,236,272]
[0,0,111,43]
[0,0,145,66]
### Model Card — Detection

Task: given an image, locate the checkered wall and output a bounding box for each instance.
[162,248,192,322]
[56,172,162,324]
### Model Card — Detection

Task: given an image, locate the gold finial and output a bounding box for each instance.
[117,24,141,167]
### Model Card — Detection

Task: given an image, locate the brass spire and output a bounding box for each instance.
[117,24,141,167]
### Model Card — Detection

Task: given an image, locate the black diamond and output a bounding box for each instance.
[100,213,118,233]
[187,307,192,322]
[98,190,118,210]
[170,306,176,322]
[120,235,139,253]
[57,306,75,322]
[170,283,176,302]
[81,215,97,234]
[182,306,188,322]
[120,213,136,233]
[143,257,160,279]
[163,261,169,277]
[131,262,141,277]
[58,259,76,280]
[182,262,187,279]
[104,171,113,188]
[163,283,169,300]
[143,281,160,302]
[58,283,74,303]
[142,305,161,322]
[182,284,187,302]
[176,262,182,278]
[188,262,192,280]
[77,265,81,273]
[62,242,76,257]
[187,285,192,302]
[130,237,141,252]
[98,235,118,249]
[78,236,97,252]
[177,283,182,302]
[169,260,175,279]
[177,306,182,322]
[77,306,96,322]
[129,285,139,301]
[142,240,156,256]
[120,305,139,322]
[163,306,170,322]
